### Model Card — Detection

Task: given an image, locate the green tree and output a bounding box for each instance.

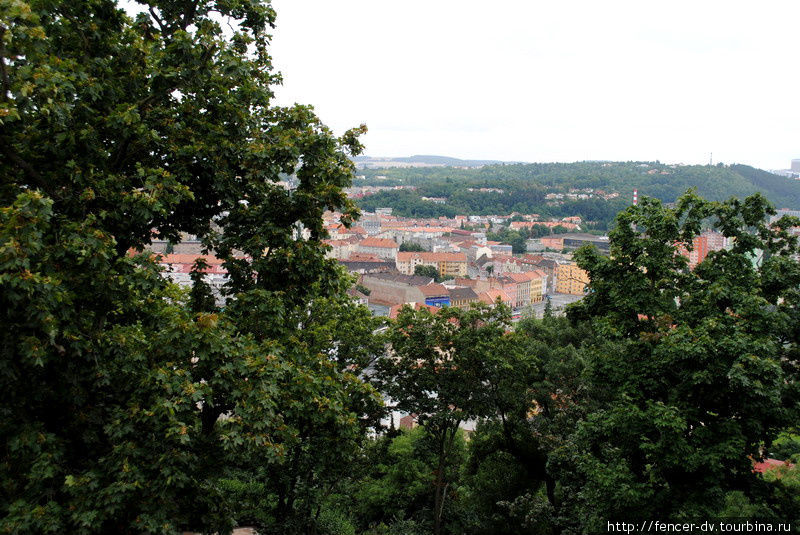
[400,242,427,252]
[0,1,374,533]
[377,304,520,535]
[414,264,439,281]
[564,191,800,528]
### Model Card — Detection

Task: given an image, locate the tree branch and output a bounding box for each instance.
[0,26,11,99]
[181,1,200,31]
[0,137,48,190]
[148,6,168,34]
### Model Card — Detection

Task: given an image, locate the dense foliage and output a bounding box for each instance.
[1,1,378,533]
[3,1,799,533]
[356,162,800,227]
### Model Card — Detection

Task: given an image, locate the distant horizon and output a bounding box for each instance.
[271,0,800,174]
[355,154,798,171]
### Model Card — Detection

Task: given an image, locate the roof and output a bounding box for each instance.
[388,302,440,319]
[479,288,510,304]
[448,287,478,301]
[365,272,435,286]
[338,260,395,272]
[418,283,449,297]
[558,233,609,241]
[396,251,467,263]
[359,237,399,248]
[753,458,795,474]
[346,287,368,300]
[323,239,353,247]
[396,226,453,233]
[348,252,383,262]
[505,272,535,283]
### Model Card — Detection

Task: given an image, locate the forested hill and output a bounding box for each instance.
[355,161,800,225]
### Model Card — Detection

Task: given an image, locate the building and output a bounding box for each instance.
[527,270,548,302]
[555,263,589,295]
[396,252,468,278]
[503,272,535,308]
[323,238,356,260]
[792,159,800,173]
[540,236,565,250]
[478,288,512,307]
[494,275,518,308]
[338,259,395,274]
[488,243,513,256]
[561,233,610,253]
[157,253,229,306]
[357,237,399,260]
[360,273,433,306]
[448,287,479,309]
[418,283,450,308]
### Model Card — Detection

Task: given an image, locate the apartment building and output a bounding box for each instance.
[357,237,399,260]
[555,263,590,295]
[396,252,468,278]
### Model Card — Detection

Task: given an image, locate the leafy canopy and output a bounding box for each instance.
[0,1,376,533]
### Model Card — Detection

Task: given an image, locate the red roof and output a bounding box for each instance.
[478,288,511,305]
[397,252,467,262]
[418,283,448,297]
[753,458,795,474]
[359,237,398,248]
[388,302,440,319]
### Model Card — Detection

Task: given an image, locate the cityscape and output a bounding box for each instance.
[3,1,800,535]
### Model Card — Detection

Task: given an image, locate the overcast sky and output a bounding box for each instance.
[268,0,799,169]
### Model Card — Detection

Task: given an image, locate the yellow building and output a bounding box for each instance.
[555,263,589,295]
[527,270,547,302]
[396,252,468,278]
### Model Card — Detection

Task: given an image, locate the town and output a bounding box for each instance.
[149,199,740,321]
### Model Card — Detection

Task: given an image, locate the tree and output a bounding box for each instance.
[1,1,374,533]
[400,242,427,252]
[414,264,439,281]
[564,191,800,528]
[377,304,521,535]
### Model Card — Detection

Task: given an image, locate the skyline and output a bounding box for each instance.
[270,0,800,171]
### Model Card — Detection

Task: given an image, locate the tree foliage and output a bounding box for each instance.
[564,191,800,528]
[0,1,376,533]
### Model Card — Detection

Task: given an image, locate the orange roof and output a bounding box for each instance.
[324,239,352,246]
[753,458,795,474]
[506,272,535,282]
[396,226,454,233]
[396,252,467,262]
[347,252,383,262]
[478,289,510,305]
[359,237,398,248]
[418,283,448,297]
[388,302,440,319]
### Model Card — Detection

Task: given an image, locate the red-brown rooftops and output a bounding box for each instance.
[753,458,795,474]
[478,288,511,305]
[396,252,467,262]
[359,237,399,248]
[418,283,448,297]
[388,302,440,319]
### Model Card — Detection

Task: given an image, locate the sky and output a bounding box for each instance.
[268,0,800,169]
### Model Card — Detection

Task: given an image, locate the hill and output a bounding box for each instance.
[354,161,800,227]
